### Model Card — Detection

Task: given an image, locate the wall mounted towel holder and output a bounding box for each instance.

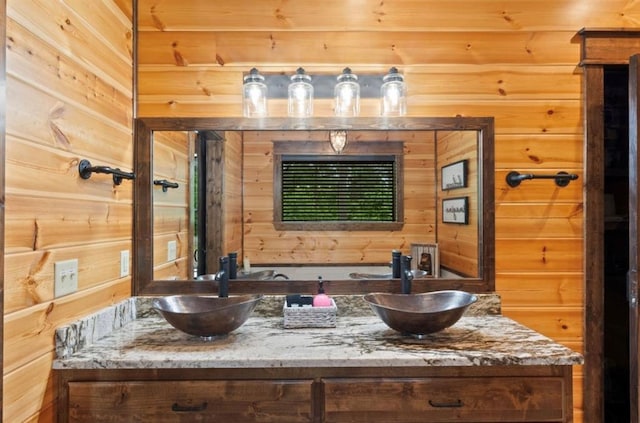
[154,179,179,192]
[506,171,578,188]
[78,159,135,185]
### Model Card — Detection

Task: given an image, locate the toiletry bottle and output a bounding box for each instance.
[313,277,332,307]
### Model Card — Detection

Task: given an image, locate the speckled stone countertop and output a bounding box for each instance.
[53,294,582,370]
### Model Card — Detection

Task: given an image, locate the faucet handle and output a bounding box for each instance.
[217,256,229,298]
[400,255,413,294]
[401,255,413,272]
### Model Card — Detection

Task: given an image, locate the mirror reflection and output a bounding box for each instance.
[150,126,484,284]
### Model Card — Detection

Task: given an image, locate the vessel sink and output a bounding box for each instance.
[363,290,477,337]
[349,269,428,279]
[237,270,289,280]
[153,294,263,339]
[196,270,289,280]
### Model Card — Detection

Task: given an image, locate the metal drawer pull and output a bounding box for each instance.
[428,399,464,408]
[171,402,208,412]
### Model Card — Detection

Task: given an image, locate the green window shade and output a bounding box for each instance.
[281,159,396,222]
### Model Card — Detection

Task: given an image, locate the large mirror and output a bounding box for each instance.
[134,117,494,296]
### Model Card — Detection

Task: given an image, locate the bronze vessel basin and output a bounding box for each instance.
[363,290,477,337]
[349,269,428,279]
[153,294,263,339]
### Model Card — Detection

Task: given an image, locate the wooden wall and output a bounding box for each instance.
[152,131,191,280]
[133,1,640,419]
[437,130,479,277]
[242,130,436,265]
[4,0,132,421]
[223,131,244,257]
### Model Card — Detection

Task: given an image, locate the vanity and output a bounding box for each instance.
[54,295,582,422]
[52,116,580,421]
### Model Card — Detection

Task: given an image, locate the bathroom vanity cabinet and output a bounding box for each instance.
[54,297,581,423]
[59,366,571,422]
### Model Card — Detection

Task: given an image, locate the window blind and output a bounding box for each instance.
[281,159,396,222]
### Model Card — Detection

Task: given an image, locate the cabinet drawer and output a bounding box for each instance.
[68,380,314,423]
[323,377,566,422]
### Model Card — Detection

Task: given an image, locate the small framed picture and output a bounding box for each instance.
[411,243,439,278]
[442,197,469,224]
[441,160,467,190]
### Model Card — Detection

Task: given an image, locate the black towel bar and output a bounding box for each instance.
[506,171,578,188]
[154,179,180,192]
[78,159,135,186]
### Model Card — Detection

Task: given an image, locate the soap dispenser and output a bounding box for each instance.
[313,277,332,307]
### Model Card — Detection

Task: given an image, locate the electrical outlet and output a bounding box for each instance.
[120,250,130,277]
[54,259,78,298]
[167,240,177,262]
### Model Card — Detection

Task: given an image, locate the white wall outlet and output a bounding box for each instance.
[54,259,78,298]
[167,240,177,262]
[120,250,130,277]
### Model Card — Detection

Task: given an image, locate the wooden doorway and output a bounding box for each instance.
[580,29,640,423]
[603,64,630,422]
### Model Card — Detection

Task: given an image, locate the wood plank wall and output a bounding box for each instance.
[223,131,244,257]
[242,130,437,264]
[133,2,640,419]
[4,0,132,421]
[152,131,191,280]
[437,131,479,277]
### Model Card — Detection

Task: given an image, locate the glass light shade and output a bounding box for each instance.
[380,67,407,117]
[288,67,313,118]
[329,130,347,153]
[334,68,360,117]
[242,68,268,118]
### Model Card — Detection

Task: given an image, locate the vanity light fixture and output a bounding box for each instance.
[334,68,360,117]
[329,130,348,154]
[242,68,268,118]
[241,67,407,116]
[380,67,407,117]
[288,67,314,118]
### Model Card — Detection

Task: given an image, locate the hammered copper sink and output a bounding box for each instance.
[153,295,263,338]
[363,290,477,337]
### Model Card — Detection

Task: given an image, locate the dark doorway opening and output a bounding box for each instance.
[603,65,630,422]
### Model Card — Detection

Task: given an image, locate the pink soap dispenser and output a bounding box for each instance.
[313,277,332,307]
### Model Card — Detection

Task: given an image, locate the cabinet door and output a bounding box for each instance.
[323,377,566,422]
[67,380,314,423]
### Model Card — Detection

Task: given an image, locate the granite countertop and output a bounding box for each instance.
[53,295,583,370]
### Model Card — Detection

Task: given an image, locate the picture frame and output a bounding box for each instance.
[441,160,467,190]
[442,197,469,224]
[410,243,439,277]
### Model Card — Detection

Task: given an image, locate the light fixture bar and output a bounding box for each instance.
[248,73,385,99]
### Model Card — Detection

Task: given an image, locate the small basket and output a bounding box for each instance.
[283,299,337,328]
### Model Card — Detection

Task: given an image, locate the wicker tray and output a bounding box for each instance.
[283,299,337,328]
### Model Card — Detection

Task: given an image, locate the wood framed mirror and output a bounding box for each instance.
[133,117,494,296]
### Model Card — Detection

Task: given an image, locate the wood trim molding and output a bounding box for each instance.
[579,28,640,65]
[0,0,6,419]
[582,64,605,423]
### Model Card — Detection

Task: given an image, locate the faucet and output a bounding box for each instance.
[215,256,229,297]
[400,255,413,294]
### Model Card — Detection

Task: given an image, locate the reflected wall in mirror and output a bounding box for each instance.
[152,130,195,280]
[135,117,494,296]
